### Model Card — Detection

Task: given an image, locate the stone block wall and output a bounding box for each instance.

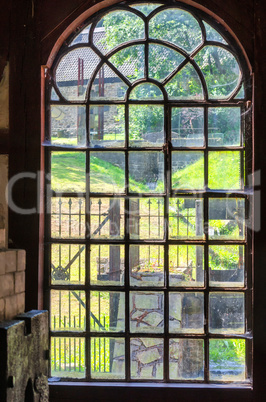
[0,249,26,321]
[0,153,26,322]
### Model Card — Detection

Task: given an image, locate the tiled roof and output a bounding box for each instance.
[56,29,136,84]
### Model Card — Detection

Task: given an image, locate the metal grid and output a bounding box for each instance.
[44,0,253,384]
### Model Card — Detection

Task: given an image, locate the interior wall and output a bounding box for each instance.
[0,0,265,399]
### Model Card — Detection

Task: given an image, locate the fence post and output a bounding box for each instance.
[195,200,204,283]
[109,199,121,371]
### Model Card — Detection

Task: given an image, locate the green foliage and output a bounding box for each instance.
[209,245,241,270]
[195,46,240,98]
[149,8,202,53]
[100,10,144,52]
[99,7,240,101]
[165,63,203,99]
[208,107,241,146]
[209,339,245,365]
[129,105,164,142]
[130,4,162,16]
[148,44,185,81]
[129,83,163,100]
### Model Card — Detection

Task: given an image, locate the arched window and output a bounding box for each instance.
[44,1,252,384]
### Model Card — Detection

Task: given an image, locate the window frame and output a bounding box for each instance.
[34,3,252,396]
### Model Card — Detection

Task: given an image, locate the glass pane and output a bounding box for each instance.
[203,22,227,44]
[94,11,144,54]
[209,245,245,287]
[208,107,241,147]
[109,45,145,82]
[130,3,163,16]
[90,64,128,100]
[209,339,246,381]
[51,197,86,239]
[129,152,164,193]
[165,63,204,100]
[235,84,245,99]
[130,338,163,380]
[51,337,85,378]
[50,290,86,331]
[51,87,59,101]
[194,46,241,99]
[55,47,100,101]
[208,198,245,240]
[208,151,241,189]
[130,245,164,287]
[90,198,124,239]
[89,105,125,147]
[169,198,204,239]
[91,337,125,379]
[90,245,124,286]
[90,152,125,193]
[172,151,204,190]
[51,244,85,285]
[149,44,185,81]
[129,198,164,240]
[171,107,204,147]
[130,291,164,333]
[169,292,204,333]
[169,245,204,287]
[70,24,91,45]
[129,106,164,147]
[169,339,204,380]
[129,83,163,100]
[51,152,86,193]
[90,291,125,332]
[149,9,202,53]
[209,292,245,334]
[51,105,86,146]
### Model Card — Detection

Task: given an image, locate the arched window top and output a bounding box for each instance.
[51,2,245,103]
[129,3,164,16]
[129,83,163,100]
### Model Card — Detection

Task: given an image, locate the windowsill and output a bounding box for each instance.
[49,380,252,389]
[49,380,253,401]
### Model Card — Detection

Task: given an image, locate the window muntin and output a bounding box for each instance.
[45,1,252,384]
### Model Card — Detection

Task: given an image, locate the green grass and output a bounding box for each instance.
[172,151,241,190]
[51,152,86,192]
[51,152,150,193]
[51,149,241,193]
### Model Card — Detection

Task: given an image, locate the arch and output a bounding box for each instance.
[45,0,252,74]
[44,0,252,385]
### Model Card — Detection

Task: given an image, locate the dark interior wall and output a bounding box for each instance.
[0,0,265,400]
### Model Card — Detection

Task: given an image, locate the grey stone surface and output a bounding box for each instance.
[137,348,161,365]
[0,310,49,402]
[133,293,161,310]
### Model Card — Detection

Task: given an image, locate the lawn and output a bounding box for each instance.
[51,150,242,193]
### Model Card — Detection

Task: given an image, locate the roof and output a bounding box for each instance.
[56,29,137,84]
